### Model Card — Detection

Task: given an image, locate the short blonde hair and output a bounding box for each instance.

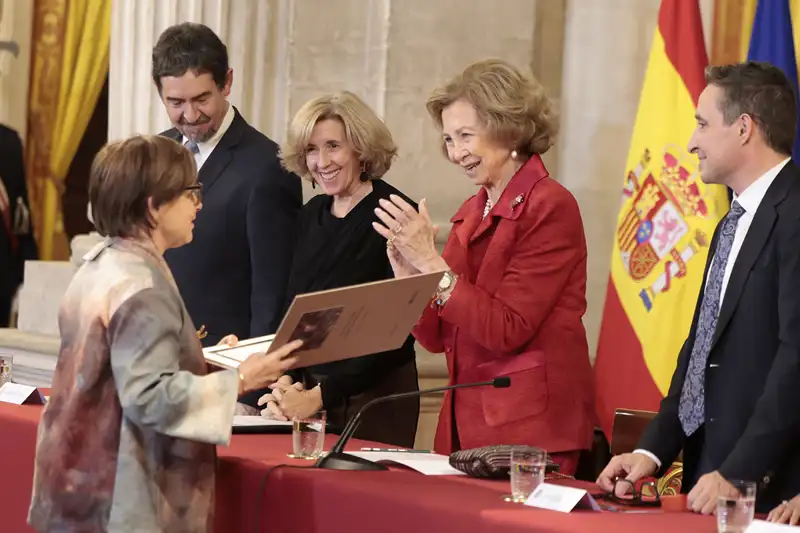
[281,91,398,181]
[426,59,558,157]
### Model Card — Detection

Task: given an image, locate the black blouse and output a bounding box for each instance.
[241,178,417,409]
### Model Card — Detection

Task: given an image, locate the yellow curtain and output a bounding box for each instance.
[795,0,800,64]
[711,0,749,65]
[26,0,68,260]
[712,0,800,65]
[738,0,758,61]
[26,0,110,261]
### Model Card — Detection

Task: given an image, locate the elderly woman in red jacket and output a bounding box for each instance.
[373,59,595,475]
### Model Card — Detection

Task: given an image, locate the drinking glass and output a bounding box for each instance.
[290,410,326,460]
[717,480,756,533]
[510,448,547,503]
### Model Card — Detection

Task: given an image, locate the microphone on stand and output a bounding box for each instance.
[314,376,512,471]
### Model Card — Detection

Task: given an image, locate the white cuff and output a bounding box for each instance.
[633,449,662,469]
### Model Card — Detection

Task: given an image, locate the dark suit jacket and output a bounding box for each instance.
[638,160,800,512]
[161,108,302,346]
[0,124,37,326]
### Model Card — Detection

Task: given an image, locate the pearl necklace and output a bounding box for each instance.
[482,198,492,219]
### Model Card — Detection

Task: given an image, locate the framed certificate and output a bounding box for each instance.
[203,270,444,370]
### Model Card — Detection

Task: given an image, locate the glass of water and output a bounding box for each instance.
[290,410,326,460]
[0,355,12,387]
[717,480,756,533]
[510,447,547,503]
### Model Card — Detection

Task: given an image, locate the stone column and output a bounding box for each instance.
[108,0,283,142]
[531,0,567,179]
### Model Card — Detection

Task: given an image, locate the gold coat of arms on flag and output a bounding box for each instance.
[617,145,711,312]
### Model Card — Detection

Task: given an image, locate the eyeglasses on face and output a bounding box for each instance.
[185,183,203,205]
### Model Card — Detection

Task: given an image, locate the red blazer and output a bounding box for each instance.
[413,155,596,455]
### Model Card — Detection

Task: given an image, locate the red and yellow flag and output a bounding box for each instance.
[594,0,730,438]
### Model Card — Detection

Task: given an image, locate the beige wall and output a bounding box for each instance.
[282,0,544,230]
[558,0,662,362]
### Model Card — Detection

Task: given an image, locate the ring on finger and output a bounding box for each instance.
[392,224,404,235]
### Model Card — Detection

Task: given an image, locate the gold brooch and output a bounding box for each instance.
[196,325,208,340]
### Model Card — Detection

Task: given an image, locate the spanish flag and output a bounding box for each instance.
[593,0,730,438]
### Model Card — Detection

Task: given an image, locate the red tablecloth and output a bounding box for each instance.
[1,402,717,533]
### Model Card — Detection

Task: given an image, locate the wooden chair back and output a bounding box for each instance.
[610,408,685,496]
[610,408,657,456]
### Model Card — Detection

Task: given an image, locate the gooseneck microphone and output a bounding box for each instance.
[314,376,512,471]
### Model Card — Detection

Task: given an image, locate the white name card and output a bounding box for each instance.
[745,519,800,532]
[0,383,46,405]
[525,483,601,513]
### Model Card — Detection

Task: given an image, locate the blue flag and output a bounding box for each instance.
[748,0,800,160]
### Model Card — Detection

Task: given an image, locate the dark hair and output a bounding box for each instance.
[89,135,197,238]
[151,22,229,92]
[705,61,797,155]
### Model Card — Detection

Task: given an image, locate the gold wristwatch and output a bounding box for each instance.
[434,271,458,307]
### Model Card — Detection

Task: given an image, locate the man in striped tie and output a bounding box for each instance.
[598,61,800,516]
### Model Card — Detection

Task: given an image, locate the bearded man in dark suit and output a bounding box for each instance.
[152,23,302,346]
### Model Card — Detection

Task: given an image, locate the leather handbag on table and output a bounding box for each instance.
[448,444,559,479]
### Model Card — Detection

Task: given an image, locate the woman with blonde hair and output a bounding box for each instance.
[248,91,420,447]
[373,59,595,475]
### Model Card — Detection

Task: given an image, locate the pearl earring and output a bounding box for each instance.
[511,150,518,160]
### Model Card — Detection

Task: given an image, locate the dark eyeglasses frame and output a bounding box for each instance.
[185,183,203,205]
[598,478,661,508]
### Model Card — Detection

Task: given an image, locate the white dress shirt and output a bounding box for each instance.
[182,102,235,171]
[634,157,790,469]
